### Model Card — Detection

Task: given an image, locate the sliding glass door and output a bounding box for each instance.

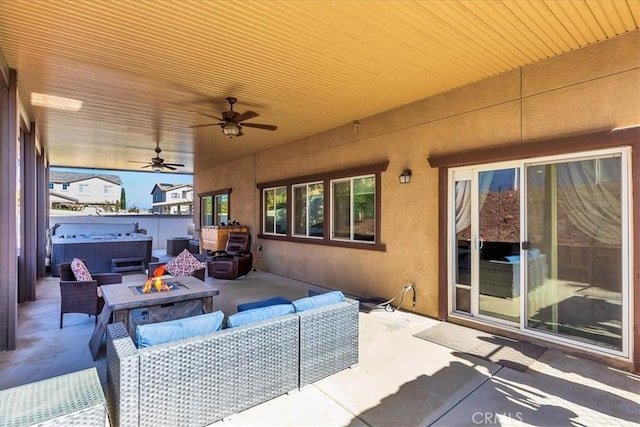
[451,166,521,325]
[449,148,630,356]
[525,153,627,352]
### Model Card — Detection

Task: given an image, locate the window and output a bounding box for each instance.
[48,182,54,189]
[200,189,230,226]
[62,183,69,190]
[263,186,287,235]
[331,175,375,242]
[171,192,179,199]
[257,161,387,250]
[213,194,228,225]
[103,185,111,194]
[78,184,87,193]
[293,182,324,238]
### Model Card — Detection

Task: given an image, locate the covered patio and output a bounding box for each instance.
[1,2,640,423]
[1,270,638,426]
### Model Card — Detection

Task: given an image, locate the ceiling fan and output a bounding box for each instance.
[130,138,185,172]
[191,97,277,138]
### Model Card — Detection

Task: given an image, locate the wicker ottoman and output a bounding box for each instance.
[0,368,106,427]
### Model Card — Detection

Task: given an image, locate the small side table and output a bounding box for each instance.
[0,368,107,427]
[166,237,190,256]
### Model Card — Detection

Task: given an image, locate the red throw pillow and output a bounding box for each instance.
[70,258,93,281]
[165,249,205,277]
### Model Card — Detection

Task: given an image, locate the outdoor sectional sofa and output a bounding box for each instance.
[106,294,359,427]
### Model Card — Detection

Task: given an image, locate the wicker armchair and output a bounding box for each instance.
[58,261,122,328]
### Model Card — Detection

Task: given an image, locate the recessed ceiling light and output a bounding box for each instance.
[30,93,82,111]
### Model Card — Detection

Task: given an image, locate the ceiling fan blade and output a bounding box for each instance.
[163,165,178,171]
[190,122,223,128]
[241,122,278,131]
[164,163,185,167]
[193,111,224,121]
[235,111,259,122]
[141,164,153,168]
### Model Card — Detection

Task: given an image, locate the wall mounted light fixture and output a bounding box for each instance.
[399,168,412,184]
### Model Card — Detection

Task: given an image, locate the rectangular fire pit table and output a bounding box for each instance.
[89,275,219,360]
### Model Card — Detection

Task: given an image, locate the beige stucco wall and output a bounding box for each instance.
[195,31,639,318]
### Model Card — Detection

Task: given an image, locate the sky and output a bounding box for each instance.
[51,167,193,210]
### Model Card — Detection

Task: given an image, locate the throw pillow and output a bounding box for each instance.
[136,310,225,348]
[237,296,292,312]
[227,304,294,328]
[70,258,92,281]
[165,249,205,277]
[292,290,345,312]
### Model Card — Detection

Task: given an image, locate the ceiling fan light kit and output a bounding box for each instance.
[191,96,277,138]
[129,136,185,172]
[222,123,241,138]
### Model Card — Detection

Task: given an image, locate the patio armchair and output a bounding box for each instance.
[207,231,253,279]
[58,260,122,328]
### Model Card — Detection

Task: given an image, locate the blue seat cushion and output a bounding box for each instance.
[505,255,521,263]
[237,296,292,312]
[292,290,345,312]
[227,304,294,328]
[136,311,224,348]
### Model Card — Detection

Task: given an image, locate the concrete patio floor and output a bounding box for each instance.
[1,269,638,426]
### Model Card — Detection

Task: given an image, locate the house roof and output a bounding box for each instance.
[151,183,193,194]
[49,192,79,203]
[1,1,637,174]
[49,171,122,185]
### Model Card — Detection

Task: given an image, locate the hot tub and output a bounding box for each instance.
[50,223,153,277]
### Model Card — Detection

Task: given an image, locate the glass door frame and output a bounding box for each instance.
[447,147,632,359]
[449,161,523,328]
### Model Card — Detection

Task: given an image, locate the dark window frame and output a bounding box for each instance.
[198,188,231,228]
[257,161,388,251]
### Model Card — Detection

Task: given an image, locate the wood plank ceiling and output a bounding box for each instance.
[1,0,638,174]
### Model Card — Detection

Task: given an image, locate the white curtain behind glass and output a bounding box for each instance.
[455,172,494,233]
[557,158,620,245]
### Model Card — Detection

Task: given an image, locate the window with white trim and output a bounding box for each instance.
[256,161,388,250]
[293,182,324,238]
[331,175,375,243]
[263,186,287,235]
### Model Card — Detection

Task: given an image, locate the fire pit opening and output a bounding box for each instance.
[134,282,181,294]
[134,265,184,294]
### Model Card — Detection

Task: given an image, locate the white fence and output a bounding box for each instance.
[49,213,195,250]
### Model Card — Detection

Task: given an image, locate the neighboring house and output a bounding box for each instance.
[150,183,193,215]
[49,171,122,210]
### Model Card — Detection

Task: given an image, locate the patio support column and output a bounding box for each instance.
[633,144,640,372]
[19,123,37,301]
[36,150,48,278]
[0,68,19,351]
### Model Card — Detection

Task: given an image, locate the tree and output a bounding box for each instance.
[120,188,126,210]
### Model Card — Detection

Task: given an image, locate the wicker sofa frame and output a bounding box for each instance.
[106,297,360,426]
[298,297,359,387]
[107,315,299,427]
[0,368,107,426]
